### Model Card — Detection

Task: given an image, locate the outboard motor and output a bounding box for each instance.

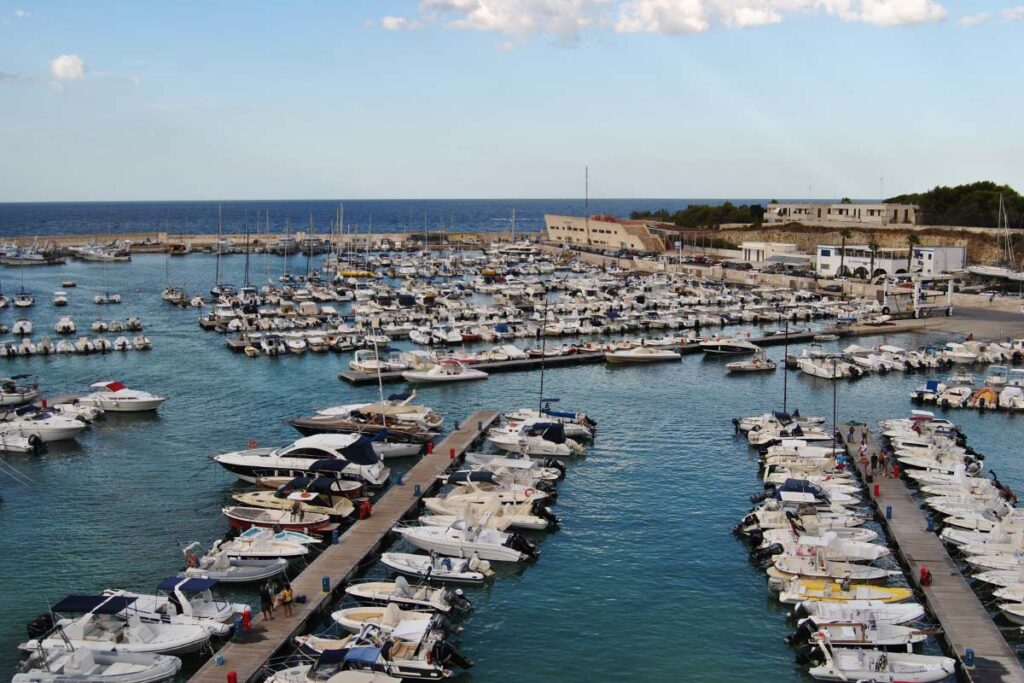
[753,543,784,561]
[444,588,473,611]
[28,434,45,455]
[786,618,816,646]
[505,532,540,560]
[747,529,765,547]
[540,457,567,480]
[431,640,473,670]
[530,499,560,528]
[791,602,810,619]
[26,613,54,639]
[535,480,557,495]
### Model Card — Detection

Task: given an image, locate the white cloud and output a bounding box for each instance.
[957,11,989,26]
[819,0,946,26]
[381,15,421,30]
[13,9,29,18]
[1003,5,1024,20]
[414,0,608,44]
[616,0,709,33]
[48,54,86,91]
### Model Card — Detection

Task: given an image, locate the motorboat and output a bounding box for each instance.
[101,580,247,637]
[20,595,210,656]
[422,497,556,531]
[344,578,470,614]
[0,430,45,454]
[255,474,363,496]
[402,360,488,384]
[394,518,539,563]
[485,420,584,457]
[379,552,493,585]
[0,376,39,405]
[699,337,761,355]
[331,604,435,637]
[221,505,338,535]
[0,409,88,442]
[12,318,33,336]
[791,600,925,626]
[726,353,777,373]
[212,433,390,487]
[807,642,955,682]
[12,647,181,683]
[214,532,310,559]
[232,477,357,519]
[604,346,681,363]
[178,541,288,583]
[79,381,166,412]
[463,451,566,481]
[776,579,914,605]
[55,316,77,334]
[266,648,400,683]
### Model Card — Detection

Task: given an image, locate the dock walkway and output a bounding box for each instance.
[840,423,1024,683]
[190,410,499,683]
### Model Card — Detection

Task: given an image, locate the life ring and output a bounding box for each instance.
[186,552,200,567]
[524,488,535,497]
[248,439,258,449]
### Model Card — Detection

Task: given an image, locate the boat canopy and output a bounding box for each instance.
[524,422,567,444]
[448,471,496,485]
[778,479,825,498]
[344,646,383,666]
[90,381,126,392]
[157,577,218,592]
[307,459,351,474]
[338,436,381,465]
[52,595,137,614]
[282,476,354,494]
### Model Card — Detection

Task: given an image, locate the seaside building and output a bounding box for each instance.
[815,244,965,278]
[764,202,920,227]
[544,215,664,253]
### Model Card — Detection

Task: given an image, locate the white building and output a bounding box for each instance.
[740,241,800,263]
[544,215,664,253]
[765,202,919,227]
[815,244,965,279]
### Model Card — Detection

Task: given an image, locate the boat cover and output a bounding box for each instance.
[448,471,496,485]
[283,476,354,494]
[158,577,218,592]
[778,479,825,498]
[52,595,137,614]
[344,646,383,665]
[340,436,382,465]
[524,422,567,444]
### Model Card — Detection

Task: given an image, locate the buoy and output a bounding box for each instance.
[227,671,237,683]
[873,483,880,497]
[919,566,932,587]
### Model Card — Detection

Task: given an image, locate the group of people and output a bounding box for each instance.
[847,425,898,479]
[259,579,294,621]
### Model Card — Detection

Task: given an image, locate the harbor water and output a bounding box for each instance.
[1,253,1022,681]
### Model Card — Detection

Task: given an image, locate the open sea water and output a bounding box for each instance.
[0,252,1022,681]
[0,199,770,237]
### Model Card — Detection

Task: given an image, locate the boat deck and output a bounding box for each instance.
[840,423,1024,683]
[189,410,499,683]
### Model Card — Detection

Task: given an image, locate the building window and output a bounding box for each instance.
[820,249,831,257]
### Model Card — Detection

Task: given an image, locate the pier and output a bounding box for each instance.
[189,410,499,683]
[840,423,1024,683]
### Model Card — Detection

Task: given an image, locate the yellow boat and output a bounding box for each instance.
[777,578,913,605]
[339,269,375,278]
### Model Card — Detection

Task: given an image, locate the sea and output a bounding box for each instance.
[0,250,1019,682]
[0,199,772,237]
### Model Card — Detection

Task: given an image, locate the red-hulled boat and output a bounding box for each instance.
[222,505,339,535]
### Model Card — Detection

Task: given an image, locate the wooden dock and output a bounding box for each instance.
[189,410,499,683]
[840,423,1024,683]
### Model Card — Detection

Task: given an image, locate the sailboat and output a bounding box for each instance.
[969,195,1023,280]
[13,270,34,308]
[161,247,186,304]
[211,204,236,298]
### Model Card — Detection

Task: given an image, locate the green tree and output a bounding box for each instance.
[839,228,853,277]
[887,181,1023,228]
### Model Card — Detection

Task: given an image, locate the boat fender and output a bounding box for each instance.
[523,487,535,498]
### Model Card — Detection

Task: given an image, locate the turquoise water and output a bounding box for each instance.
[1,254,1021,681]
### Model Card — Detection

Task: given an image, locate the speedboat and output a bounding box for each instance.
[20,595,210,656]
[13,647,181,683]
[379,552,493,585]
[402,360,488,384]
[726,353,776,373]
[0,376,39,405]
[79,381,166,412]
[102,580,247,637]
[604,346,680,363]
[232,477,357,519]
[0,409,88,442]
[394,518,539,563]
[485,420,584,457]
[807,642,955,682]
[178,541,288,583]
[53,291,68,306]
[212,434,390,487]
[699,337,761,355]
[221,506,338,535]
[344,578,470,614]
[266,648,400,683]
[331,604,435,637]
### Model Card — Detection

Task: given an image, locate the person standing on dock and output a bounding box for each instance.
[869,451,879,475]
[259,581,275,621]
[877,449,888,478]
[858,443,868,472]
[279,584,293,618]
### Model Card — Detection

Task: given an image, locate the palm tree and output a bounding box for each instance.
[838,228,853,277]
[868,239,880,281]
[907,233,920,273]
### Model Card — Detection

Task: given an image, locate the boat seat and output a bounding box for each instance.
[103,662,141,675]
[64,649,100,675]
[382,604,401,627]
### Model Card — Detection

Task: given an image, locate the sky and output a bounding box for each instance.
[0,0,1022,202]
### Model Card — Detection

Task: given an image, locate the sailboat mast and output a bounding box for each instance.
[584,166,591,246]
[215,204,223,287]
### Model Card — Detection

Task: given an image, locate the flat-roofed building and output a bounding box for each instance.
[544,214,664,253]
[765,202,919,227]
[816,244,964,278]
[740,241,800,264]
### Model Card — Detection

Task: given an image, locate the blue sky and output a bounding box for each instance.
[0,0,1022,202]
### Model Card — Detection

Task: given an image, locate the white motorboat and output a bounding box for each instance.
[792,600,925,626]
[102,580,246,637]
[233,477,356,519]
[379,552,492,585]
[0,410,88,442]
[54,316,77,334]
[12,318,33,336]
[178,541,288,584]
[402,360,488,384]
[20,595,210,656]
[53,291,69,306]
[13,647,181,683]
[604,346,680,363]
[807,642,955,682]
[79,381,166,412]
[331,604,434,637]
[266,653,399,683]
[0,376,39,405]
[699,337,761,355]
[0,430,44,453]
[212,433,390,487]
[726,354,776,373]
[215,533,310,559]
[485,420,584,457]
[344,578,470,614]
[394,518,539,563]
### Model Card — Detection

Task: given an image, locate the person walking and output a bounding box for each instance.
[858,443,868,472]
[847,426,855,444]
[259,580,274,621]
[870,452,879,476]
[878,450,888,478]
